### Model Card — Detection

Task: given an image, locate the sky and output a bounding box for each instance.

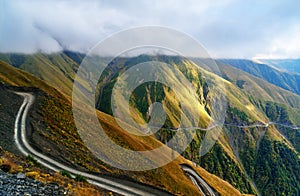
[1,0,300,58]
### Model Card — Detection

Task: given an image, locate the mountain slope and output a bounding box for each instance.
[0,52,80,97]
[92,55,300,195]
[219,59,300,95]
[217,61,300,125]
[1,53,300,195]
[218,61,300,107]
[260,59,300,74]
[0,60,242,195]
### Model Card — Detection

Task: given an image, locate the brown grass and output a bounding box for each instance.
[0,147,114,195]
[0,60,242,195]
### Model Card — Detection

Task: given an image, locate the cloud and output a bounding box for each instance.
[0,0,300,58]
[0,0,133,53]
[254,25,300,59]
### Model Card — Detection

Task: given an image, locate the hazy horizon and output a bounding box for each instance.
[1,50,300,61]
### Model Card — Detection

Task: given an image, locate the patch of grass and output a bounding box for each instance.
[26,155,41,167]
[60,170,72,179]
[26,171,40,179]
[75,174,87,182]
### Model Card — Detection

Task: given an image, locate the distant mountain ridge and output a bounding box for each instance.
[260,59,300,74]
[219,59,300,95]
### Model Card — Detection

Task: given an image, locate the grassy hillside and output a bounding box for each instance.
[254,131,300,195]
[0,60,242,195]
[217,61,300,151]
[219,59,300,95]
[1,53,300,195]
[218,61,300,108]
[0,52,81,97]
[97,55,212,130]
[93,55,300,195]
[0,61,63,98]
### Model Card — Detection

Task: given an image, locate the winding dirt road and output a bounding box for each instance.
[181,165,215,196]
[14,92,172,196]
